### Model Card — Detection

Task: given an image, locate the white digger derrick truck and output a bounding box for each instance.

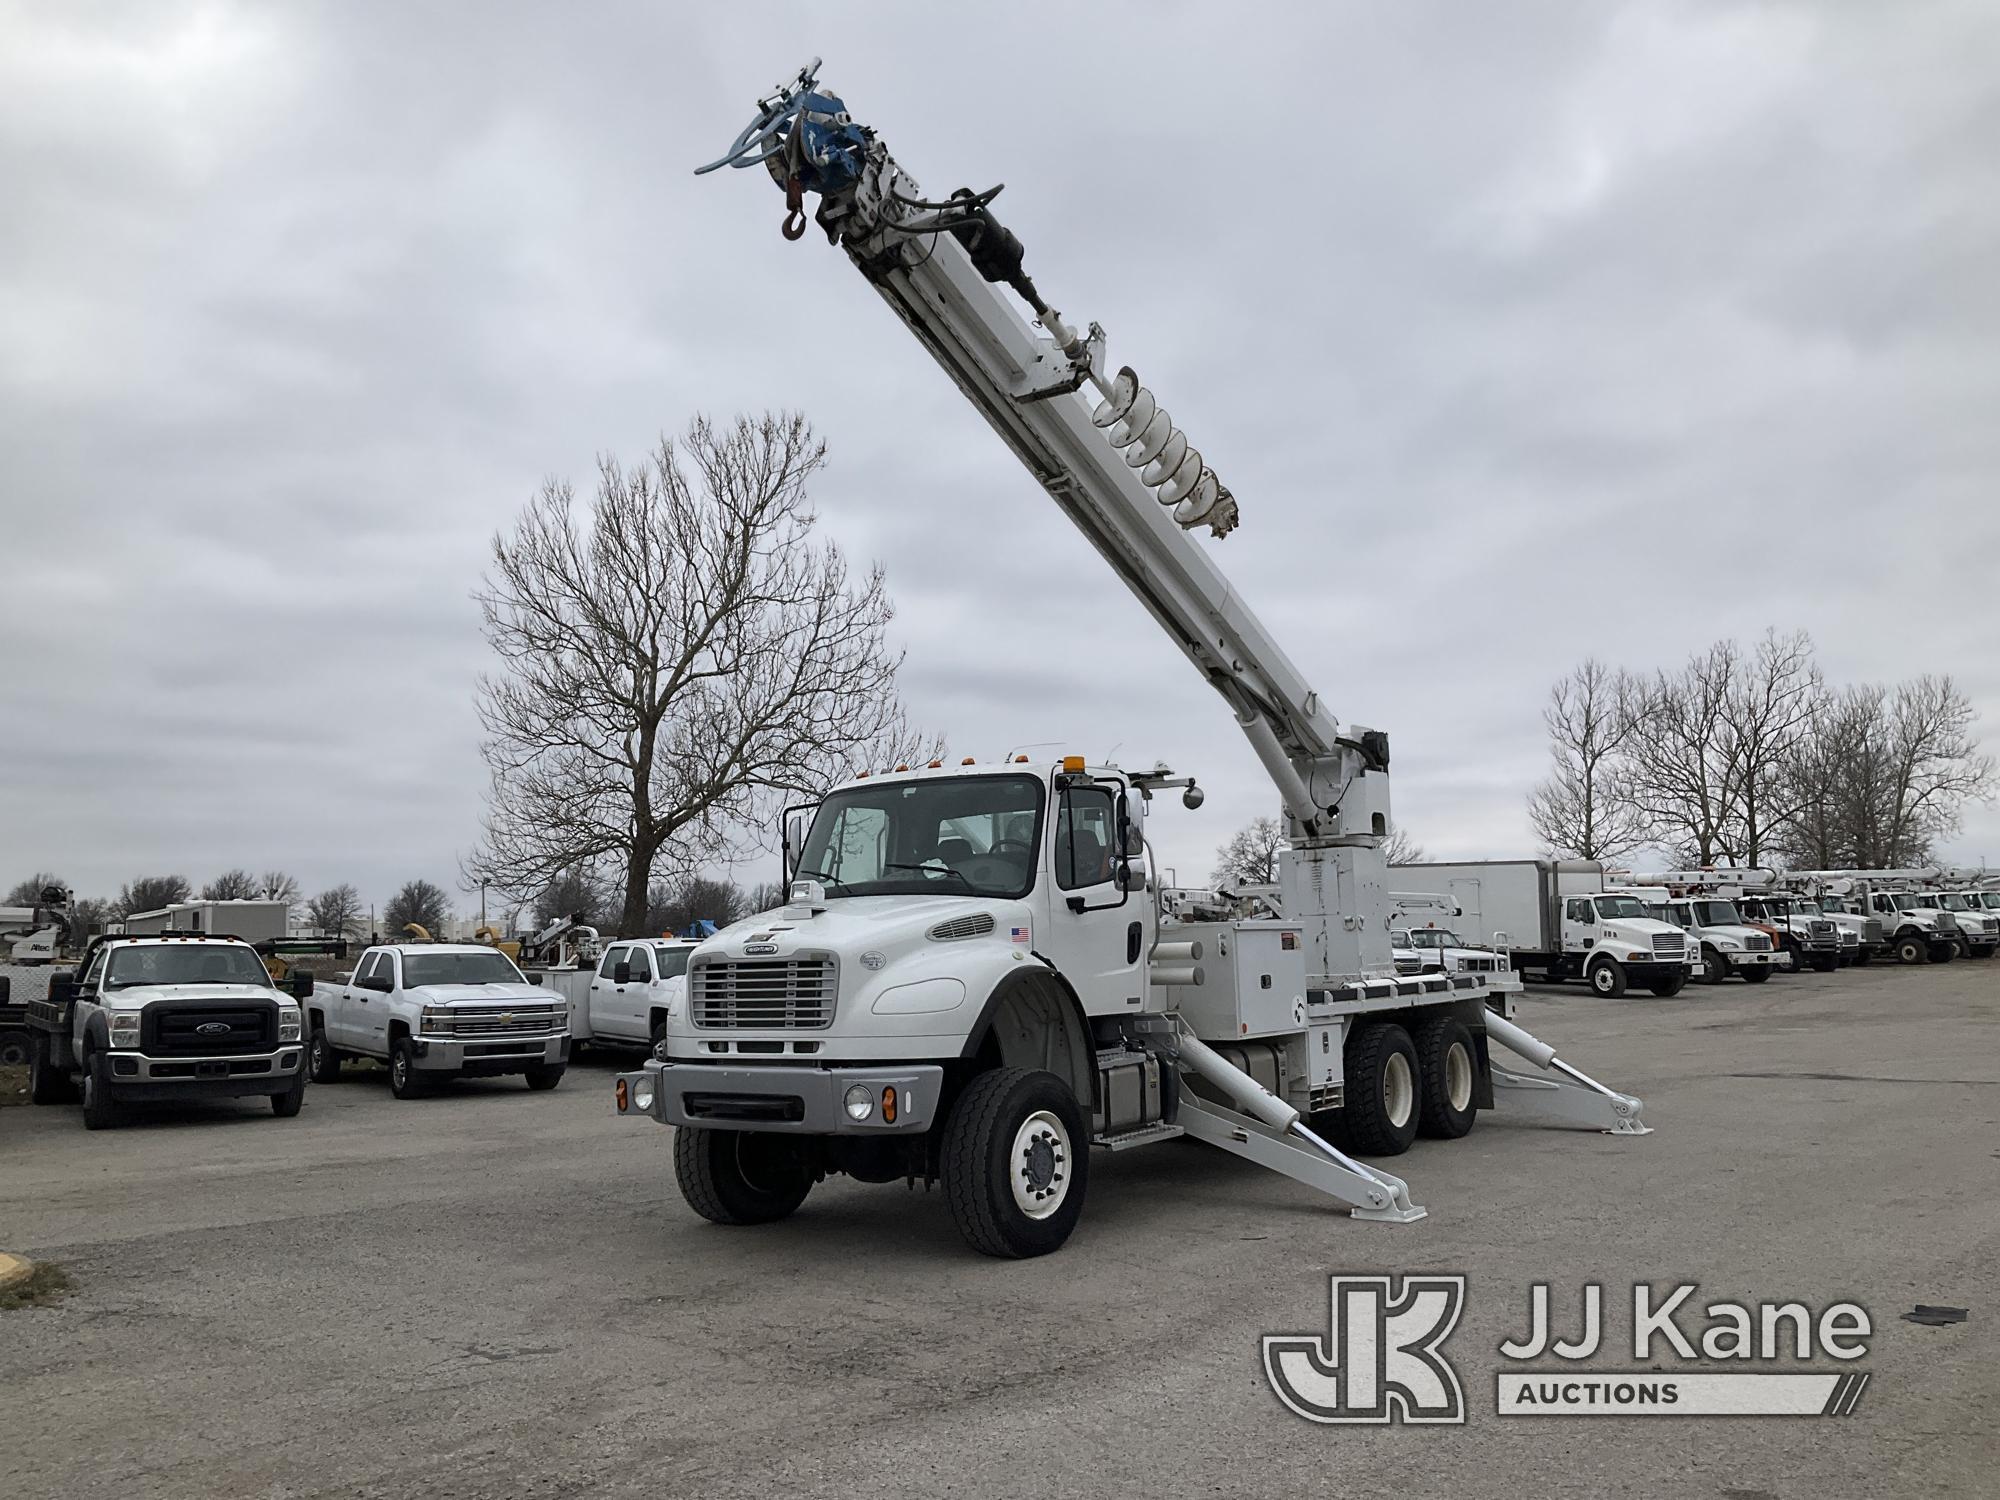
[612,62,1649,1257]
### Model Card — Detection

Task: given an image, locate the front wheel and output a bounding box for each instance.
[1811,952,1838,973]
[307,1028,340,1084]
[1588,958,1628,998]
[388,1038,428,1099]
[1700,946,1729,986]
[1853,949,1872,968]
[941,1067,1089,1258]
[28,1031,77,1104]
[80,1051,119,1130]
[1895,935,1927,965]
[1649,971,1688,997]
[673,1126,814,1226]
[1739,967,1773,984]
[271,1066,306,1117]
[1930,942,1956,964]
[0,1029,30,1068]
[523,1063,564,1091]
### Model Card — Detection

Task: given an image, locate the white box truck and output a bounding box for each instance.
[1391,859,1694,997]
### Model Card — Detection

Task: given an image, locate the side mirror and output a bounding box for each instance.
[363,974,394,994]
[1114,861,1138,893]
[290,970,316,1000]
[524,970,545,986]
[48,971,76,1006]
[613,962,632,986]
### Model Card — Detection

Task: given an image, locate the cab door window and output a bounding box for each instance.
[1055,786,1118,890]
[597,946,626,980]
[625,947,653,982]
[1566,898,1594,924]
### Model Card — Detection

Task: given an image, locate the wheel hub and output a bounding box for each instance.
[1010,1110,1070,1220]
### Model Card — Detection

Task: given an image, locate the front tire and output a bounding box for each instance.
[28,1031,77,1104]
[80,1051,119,1130]
[1930,942,1956,964]
[1700,946,1730,986]
[271,1066,306,1117]
[1413,1016,1477,1140]
[941,1067,1088,1258]
[307,1027,340,1084]
[1649,972,1688,997]
[1895,935,1927,965]
[1588,957,1628,998]
[388,1038,427,1099]
[1739,967,1773,984]
[523,1063,564,1091]
[1342,1022,1421,1156]
[1811,952,1838,973]
[673,1126,814,1226]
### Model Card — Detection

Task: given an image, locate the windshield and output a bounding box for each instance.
[652,945,692,979]
[1594,895,1649,919]
[401,951,527,987]
[795,774,1044,899]
[1892,894,1923,911]
[106,943,271,989]
[1977,893,2000,909]
[1794,900,1822,915]
[1817,896,1851,914]
[1929,893,1969,910]
[1690,901,1742,925]
[1407,929,1461,949]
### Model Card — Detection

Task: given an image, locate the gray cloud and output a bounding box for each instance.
[4,1,1998,916]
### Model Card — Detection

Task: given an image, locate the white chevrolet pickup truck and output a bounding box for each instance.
[309,943,569,1098]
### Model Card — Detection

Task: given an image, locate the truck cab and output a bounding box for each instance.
[1390,925,1521,996]
[1865,890,1959,965]
[1736,895,1840,973]
[1799,893,1886,965]
[25,933,311,1128]
[1646,897,1780,985]
[1916,891,1998,958]
[1558,892,1692,997]
[310,943,569,1097]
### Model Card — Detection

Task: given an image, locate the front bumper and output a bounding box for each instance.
[105,1047,302,1100]
[614,1059,945,1134]
[412,1034,567,1073]
[1719,950,1779,967]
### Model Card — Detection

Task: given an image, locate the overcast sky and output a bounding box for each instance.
[4,1,1997,919]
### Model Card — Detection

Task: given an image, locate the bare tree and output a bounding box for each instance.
[384,880,450,937]
[646,874,749,936]
[305,884,365,941]
[1527,659,1648,861]
[70,897,111,941]
[1871,675,1994,865]
[745,879,789,914]
[1720,629,1823,866]
[1213,816,1286,885]
[1382,820,1426,866]
[533,866,609,931]
[5,872,64,906]
[1775,685,1880,869]
[466,414,932,936]
[116,874,190,917]
[1623,642,1744,866]
[202,868,260,901]
[259,871,303,911]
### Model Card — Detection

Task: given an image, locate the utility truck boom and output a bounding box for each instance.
[612,63,1650,1257]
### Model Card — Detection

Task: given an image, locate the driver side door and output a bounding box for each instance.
[1036,778,1144,1015]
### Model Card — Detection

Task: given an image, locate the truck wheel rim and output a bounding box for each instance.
[1593,965,1613,993]
[1010,1110,1070,1220]
[0,1036,26,1067]
[1383,1053,1414,1128]
[392,1053,406,1087]
[1446,1043,1473,1112]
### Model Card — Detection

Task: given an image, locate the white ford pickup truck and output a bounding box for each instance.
[309,943,569,1098]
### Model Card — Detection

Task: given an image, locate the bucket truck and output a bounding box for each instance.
[611,62,1649,1258]
[1779,871,1963,965]
[1,884,75,1066]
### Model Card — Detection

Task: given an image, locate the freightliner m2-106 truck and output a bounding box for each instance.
[610,64,1650,1258]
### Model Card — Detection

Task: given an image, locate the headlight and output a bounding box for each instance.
[1715,938,1741,951]
[278,1005,302,1043]
[422,1007,454,1034]
[843,1083,874,1122]
[632,1079,655,1113]
[107,1010,142,1047]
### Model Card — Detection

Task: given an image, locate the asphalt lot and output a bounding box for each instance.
[2,963,1994,1500]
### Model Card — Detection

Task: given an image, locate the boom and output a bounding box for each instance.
[699,63,1387,846]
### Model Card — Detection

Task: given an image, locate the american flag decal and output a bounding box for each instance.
[1011,925,1030,943]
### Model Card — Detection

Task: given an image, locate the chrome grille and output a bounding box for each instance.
[436,1006,564,1036]
[1651,932,1686,956]
[1743,934,1772,952]
[1863,919,1884,944]
[1809,920,1835,940]
[928,912,996,942]
[692,955,836,1030]
[1455,956,1497,972]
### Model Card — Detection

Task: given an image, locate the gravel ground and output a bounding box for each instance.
[1,962,1993,1499]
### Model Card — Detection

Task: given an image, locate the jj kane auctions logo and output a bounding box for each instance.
[1264,1277,1873,1423]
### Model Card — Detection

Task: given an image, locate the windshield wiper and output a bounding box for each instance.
[792,867,851,894]
[883,860,975,891]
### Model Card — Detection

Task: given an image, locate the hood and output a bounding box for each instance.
[698,894,1029,961]
[405,982,558,1007]
[104,982,286,1006]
